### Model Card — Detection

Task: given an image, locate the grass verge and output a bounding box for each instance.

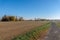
[55,22,60,28]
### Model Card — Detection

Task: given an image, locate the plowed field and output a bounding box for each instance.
[0,21,49,40]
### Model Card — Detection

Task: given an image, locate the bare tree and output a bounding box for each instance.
[19,17,24,21]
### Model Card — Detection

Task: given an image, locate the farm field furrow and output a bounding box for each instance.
[0,21,49,40]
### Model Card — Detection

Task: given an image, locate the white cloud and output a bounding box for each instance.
[47,12,60,19]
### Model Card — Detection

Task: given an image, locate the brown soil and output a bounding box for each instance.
[0,21,48,40]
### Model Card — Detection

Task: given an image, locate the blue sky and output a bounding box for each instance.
[0,0,60,19]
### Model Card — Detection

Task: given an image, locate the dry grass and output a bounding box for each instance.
[0,21,49,40]
[55,21,60,27]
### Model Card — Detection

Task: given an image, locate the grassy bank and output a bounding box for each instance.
[12,23,51,40]
[55,22,60,27]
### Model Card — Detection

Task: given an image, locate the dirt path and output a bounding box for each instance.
[44,22,60,40]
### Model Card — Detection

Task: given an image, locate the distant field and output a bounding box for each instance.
[55,21,60,27]
[0,21,50,40]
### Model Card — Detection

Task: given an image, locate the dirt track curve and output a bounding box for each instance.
[44,22,60,40]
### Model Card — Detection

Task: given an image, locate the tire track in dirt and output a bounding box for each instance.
[44,22,60,40]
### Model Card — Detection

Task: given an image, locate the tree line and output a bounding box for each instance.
[0,15,49,21]
[0,15,24,21]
